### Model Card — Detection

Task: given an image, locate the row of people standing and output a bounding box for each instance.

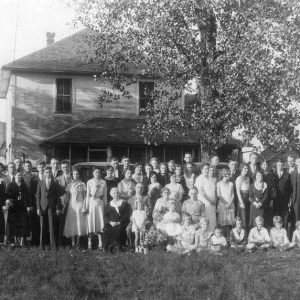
[1,151,299,252]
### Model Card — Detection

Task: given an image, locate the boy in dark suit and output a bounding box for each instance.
[36,167,62,250]
[56,160,72,247]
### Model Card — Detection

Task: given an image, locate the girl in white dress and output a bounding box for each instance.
[86,167,107,250]
[165,174,184,204]
[64,168,88,248]
[195,164,217,232]
[217,169,235,239]
[132,200,147,253]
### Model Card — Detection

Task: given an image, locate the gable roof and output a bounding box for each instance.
[2,29,103,74]
[44,117,201,145]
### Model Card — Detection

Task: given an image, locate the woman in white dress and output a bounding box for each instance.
[86,167,107,250]
[194,164,217,232]
[217,169,235,239]
[63,168,88,248]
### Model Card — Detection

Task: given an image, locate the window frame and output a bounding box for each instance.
[55,78,73,114]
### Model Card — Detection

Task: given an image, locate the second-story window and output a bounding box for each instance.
[56,78,72,113]
[139,81,154,114]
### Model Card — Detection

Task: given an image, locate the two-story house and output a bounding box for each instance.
[0,29,240,165]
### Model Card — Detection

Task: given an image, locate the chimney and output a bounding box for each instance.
[46,32,55,46]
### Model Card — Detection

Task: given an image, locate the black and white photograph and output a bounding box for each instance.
[0,0,300,299]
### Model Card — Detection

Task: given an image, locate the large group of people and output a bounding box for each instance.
[1,152,300,255]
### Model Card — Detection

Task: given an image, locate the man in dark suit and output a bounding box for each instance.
[23,160,40,246]
[56,160,72,247]
[119,156,133,180]
[36,167,62,250]
[290,158,300,225]
[228,160,240,216]
[274,159,292,230]
[3,162,16,245]
[110,156,122,181]
[247,152,261,183]
[4,162,16,192]
[50,158,62,180]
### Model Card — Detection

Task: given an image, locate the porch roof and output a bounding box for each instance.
[44,117,201,145]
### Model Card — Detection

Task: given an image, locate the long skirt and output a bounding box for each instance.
[103,222,128,249]
[237,191,250,231]
[205,203,217,233]
[7,210,27,239]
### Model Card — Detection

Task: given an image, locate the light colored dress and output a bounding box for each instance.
[270,227,290,247]
[158,211,182,236]
[132,209,147,232]
[292,230,300,244]
[217,181,235,226]
[64,181,88,237]
[195,174,217,232]
[86,179,107,234]
[195,229,213,250]
[184,173,195,190]
[117,179,136,200]
[165,183,184,203]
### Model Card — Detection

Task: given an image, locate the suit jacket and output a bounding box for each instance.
[291,170,300,205]
[56,174,73,210]
[23,172,38,208]
[36,178,61,212]
[52,169,63,180]
[3,175,14,193]
[274,171,291,211]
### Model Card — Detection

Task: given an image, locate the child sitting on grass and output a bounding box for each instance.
[194,217,213,253]
[246,216,270,251]
[229,217,247,251]
[132,200,147,253]
[270,216,292,251]
[166,213,196,254]
[210,225,227,253]
[291,220,300,248]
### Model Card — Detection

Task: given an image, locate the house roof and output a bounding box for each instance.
[2,29,103,74]
[44,117,202,145]
[2,29,144,75]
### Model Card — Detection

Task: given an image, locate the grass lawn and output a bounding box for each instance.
[1,246,300,300]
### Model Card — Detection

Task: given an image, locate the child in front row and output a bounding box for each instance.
[246,216,270,251]
[210,225,227,253]
[195,217,213,253]
[229,217,247,250]
[291,220,300,248]
[132,200,147,253]
[269,216,292,251]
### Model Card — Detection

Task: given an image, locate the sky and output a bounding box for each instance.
[0,0,82,68]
